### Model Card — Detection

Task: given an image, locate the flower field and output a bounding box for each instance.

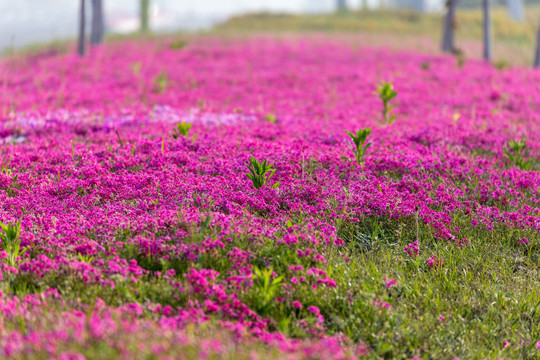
[0,36,540,359]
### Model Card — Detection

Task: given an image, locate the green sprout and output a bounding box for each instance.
[0,221,27,268]
[345,128,372,166]
[504,139,531,170]
[153,72,168,94]
[1,155,12,175]
[171,122,192,139]
[246,156,279,189]
[376,81,398,124]
[265,114,278,123]
[78,254,94,264]
[252,266,283,316]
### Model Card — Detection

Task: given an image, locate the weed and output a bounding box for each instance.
[376,81,398,124]
[1,155,12,175]
[0,221,27,268]
[114,129,124,149]
[345,128,372,166]
[153,72,168,94]
[246,156,279,189]
[252,266,283,316]
[504,139,530,170]
[171,122,192,139]
[265,114,278,123]
[77,254,94,264]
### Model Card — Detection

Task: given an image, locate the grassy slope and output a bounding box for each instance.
[216,6,540,66]
[3,10,540,360]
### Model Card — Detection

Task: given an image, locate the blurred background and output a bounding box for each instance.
[2,0,540,66]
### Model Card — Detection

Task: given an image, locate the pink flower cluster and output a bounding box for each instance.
[0,36,538,357]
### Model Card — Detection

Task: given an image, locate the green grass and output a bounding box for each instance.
[215,6,540,66]
[5,207,540,358]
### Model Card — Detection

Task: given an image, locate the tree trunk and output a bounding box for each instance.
[91,0,104,45]
[507,0,524,22]
[483,0,492,62]
[141,0,150,32]
[337,0,347,12]
[77,0,86,56]
[534,25,540,68]
[442,0,459,53]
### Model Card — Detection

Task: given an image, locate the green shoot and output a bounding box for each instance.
[0,221,27,268]
[504,139,531,170]
[376,81,398,124]
[345,128,372,166]
[78,254,94,264]
[252,266,283,316]
[153,72,168,94]
[115,129,124,149]
[171,122,193,139]
[265,114,278,123]
[246,156,279,189]
[1,155,12,175]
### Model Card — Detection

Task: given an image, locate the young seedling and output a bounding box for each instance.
[345,128,372,166]
[1,155,12,175]
[0,221,27,268]
[376,81,398,124]
[246,156,279,189]
[504,139,531,170]
[265,114,278,123]
[114,129,124,149]
[252,266,283,316]
[153,72,168,94]
[171,122,192,139]
[78,254,94,264]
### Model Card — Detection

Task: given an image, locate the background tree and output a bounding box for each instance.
[507,0,525,21]
[336,0,348,12]
[534,25,540,67]
[91,0,105,45]
[77,0,86,56]
[141,0,150,32]
[442,0,459,53]
[483,0,492,62]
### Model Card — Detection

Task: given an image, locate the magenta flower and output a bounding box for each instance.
[404,241,419,256]
[426,255,442,269]
[382,277,398,288]
[308,306,320,316]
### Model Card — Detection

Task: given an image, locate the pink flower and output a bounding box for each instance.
[404,240,419,256]
[308,306,320,316]
[518,237,530,246]
[373,299,391,310]
[383,277,398,288]
[426,255,442,269]
[292,301,303,309]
